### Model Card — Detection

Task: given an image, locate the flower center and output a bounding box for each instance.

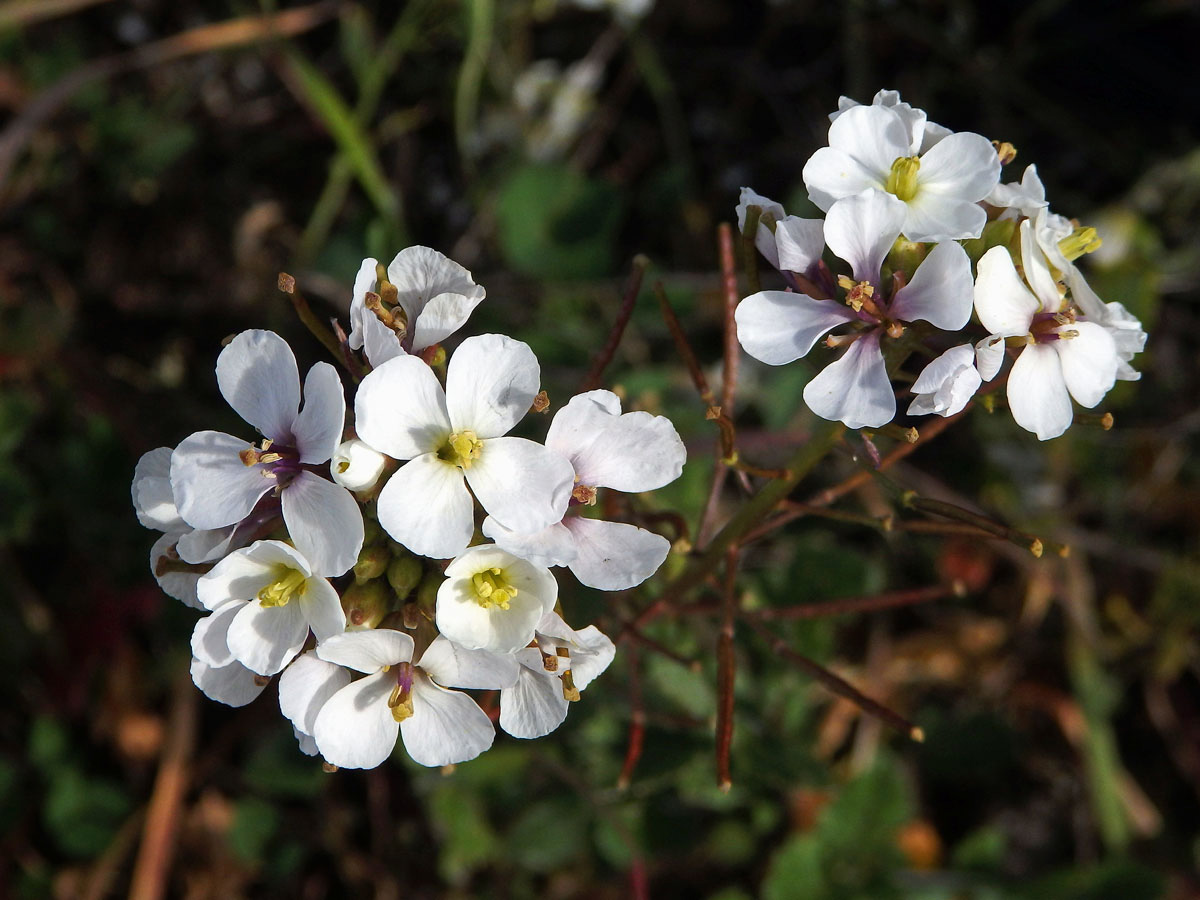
[437,430,483,469]
[1025,308,1078,344]
[471,567,517,610]
[257,567,307,608]
[387,661,415,723]
[571,483,598,505]
[884,155,921,202]
[240,438,303,488]
[1058,226,1102,262]
[836,275,885,322]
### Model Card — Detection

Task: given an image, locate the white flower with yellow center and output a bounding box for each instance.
[195,539,345,677]
[347,246,485,366]
[435,545,559,653]
[483,390,686,590]
[803,103,1000,242]
[355,334,575,559]
[305,630,518,769]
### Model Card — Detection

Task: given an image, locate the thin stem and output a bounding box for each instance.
[738,205,762,296]
[752,583,957,621]
[716,546,738,792]
[617,645,645,791]
[277,272,348,367]
[580,255,650,392]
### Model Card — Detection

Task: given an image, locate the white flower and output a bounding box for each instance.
[499,612,615,739]
[830,89,952,155]
[133,447,240,608]
[515,58,602,162]
[736,190,974,429]
[906,345,981,417]
[189,655,267,708]
[974,221,1119,440]
[735,187,825,277]
[329,438,387,492]
[195,540,345,677]
[278,650,351,752]
[348,247,485,366]
[355,333,575,559]
[170,330,363,576]
[435,544,559,653]
[986,163,1052,221]
[564,0,654,24]
[483,390,685,590]
[803,103,1000,242]
[309,630,517,769]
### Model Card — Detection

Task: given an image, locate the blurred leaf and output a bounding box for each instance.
[28,716,68,774]
[508,796,588,871]
[228,796,280,864]
[242,731,327,799]
[43,769,132,859]
[951,825,1007,871]
[1021,858,1164,900]
[495,163,623,280]
[762,833,827,900]
[428,783,498,884]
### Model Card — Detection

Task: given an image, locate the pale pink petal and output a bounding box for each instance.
[823,190,906,284]
[354,354,450,460]
[564,517,671,590]
[735,291,856,366]
[313,672,399,769]
[175,525,238,565]
[466,437,574,536]
[445,334,540,439]
[1007,343,1073,441]
[973,247,1039,336]
[889,241,973,329]
[1055,322,1118,408]
[292,363,345,464]
[215,330,300,440]
[376,454,473,559]
[278,650,351,736]
[401,672,494,767]
[802,333,895,429]
[281,472,363,577]
[171,430,274,530]
[316,630,414,673]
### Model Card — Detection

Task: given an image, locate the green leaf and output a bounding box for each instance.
[227,797,280,864]
[761,833,828,900]
[43,769,133,859]
[427,783,498,885]
[508,797,588,871]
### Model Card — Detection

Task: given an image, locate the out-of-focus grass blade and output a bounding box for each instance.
[454,0,493,167]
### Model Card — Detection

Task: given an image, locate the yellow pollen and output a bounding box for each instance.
[257,568,306,608]
[471,567,517,610]
[1058,226,1102,262]
[560,670,581,702]
[885,155,921,202]
[571,483,598,505]
[387,664,415,722]
[837,276,875,312]
[438,430,483,469]
[240,439,281,468]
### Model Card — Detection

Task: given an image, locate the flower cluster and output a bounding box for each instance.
[736,89,1147,441]
[133,246,685,770]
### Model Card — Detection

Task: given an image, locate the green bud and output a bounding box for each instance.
[416,570,444,616]
[386,554,424,601]
[341,581,391,630]
[884,238,928,284]
[962,218,1018,265]
[354,545,391,584]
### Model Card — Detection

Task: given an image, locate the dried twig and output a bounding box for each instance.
[580,255,650,392]
[716,546,739,791]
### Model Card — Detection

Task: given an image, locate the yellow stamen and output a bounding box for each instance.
[837,276,876,312]
[571,483,597,505]
[471,567,517,610]
[1058,226,1102,262]
[258,568,306,608]
[884,156,921,202]
[438,430,483,469]
[387,663,415,722]
[560,670,581,702]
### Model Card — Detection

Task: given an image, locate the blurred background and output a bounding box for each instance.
[2,0,1199,897]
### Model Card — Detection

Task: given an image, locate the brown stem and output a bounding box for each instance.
[716,546,739,792]
[580,255,650,392]
[745,618,924,742]
[617,645,645,791]
[904,494,1067,558]
[277,272,351,370]
[752,583,956,621]
[739,206,762,296]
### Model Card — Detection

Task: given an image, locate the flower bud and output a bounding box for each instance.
[354,545,390,584]
[340,580,391,631]
[386,554,424,601]
[330,439,387,492]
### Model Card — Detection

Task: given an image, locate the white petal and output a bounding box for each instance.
[410,291,486,352]
[802,333,895,429]
[215,330,300,440]
[1007,344,1073,441]
[355,354,450,460]
[735,291,856,366]
[910,345,976,394]
[171,430,274,530]
[802,147,881,212]
[902,193,988,244]
[133,447,184,531]
[775,216,826,274]
[417,636,521,690]
[481,517,578,568]
[376,454,473,559]
[1020,219,1062,311]
[298,574,346,643]
[329,439,387,492]
[196,546,278,611]
[294,728,319,756]
[906,346,981,417]
[401,671,494,767]
[546,390,686,492]
[564,625,616,690]
[437,546,557,653]
[191,599,244,667]
[975,335,1007,381]
[292,363,345,464]
[227,598,308,676]
[362,315,405,367]
[190,657,265,708]
[499,667,568,739]
[445,334,540,439]
[150,533,202,608]
[973,247,1039,336]
[807,105,910,208]
[914,131,1000,205]
[888,241,973,329]
[466,437,574,535]
[386,246,483,331]
[1055,322,1118,408]
[317,629,415,673]
[565,517,671,590]
[735,187,786,269]
[347,257,379,351]
[281,472,363,577]
[175,525,237,565]
[313,672,399,769]
[824,190,906,284]
[278,650,351,735]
